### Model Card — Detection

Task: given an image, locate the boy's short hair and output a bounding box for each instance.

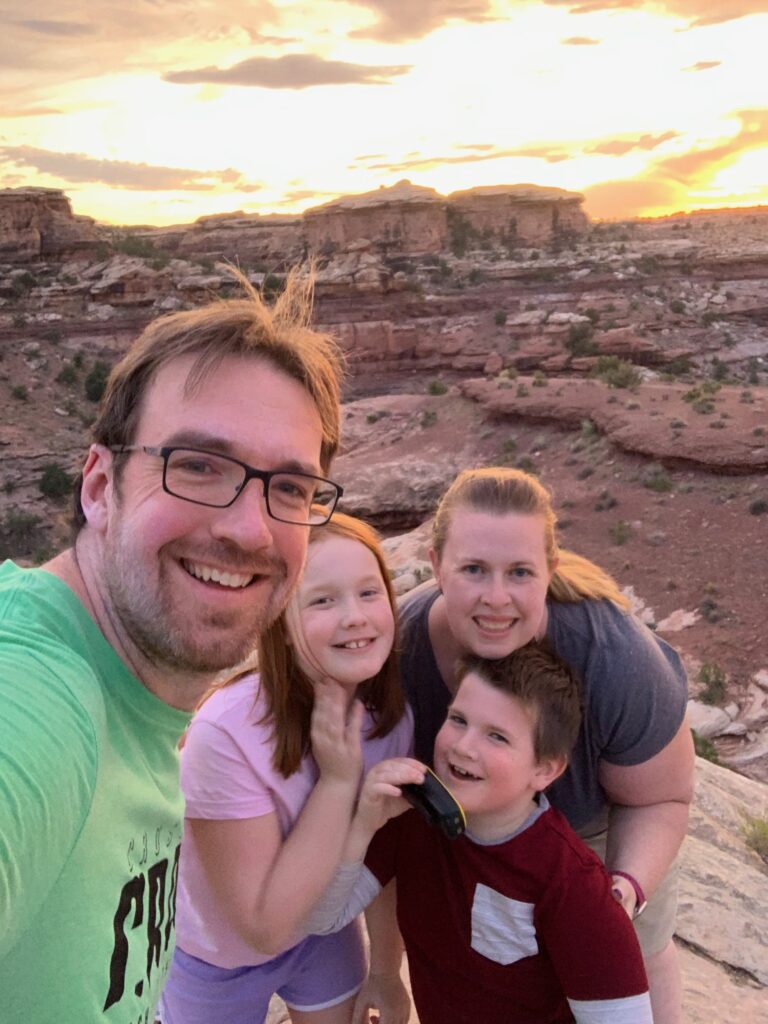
[456,642,582,763]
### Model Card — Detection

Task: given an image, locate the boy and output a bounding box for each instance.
[307,643,653,1024]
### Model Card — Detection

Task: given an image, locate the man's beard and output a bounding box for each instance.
[103,533,290,676]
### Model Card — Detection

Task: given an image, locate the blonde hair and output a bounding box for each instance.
[258,512,404,777]
[432,467,629,608]
[73,265,343,529]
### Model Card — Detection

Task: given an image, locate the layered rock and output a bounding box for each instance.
[0,188,100,262]
[304,180,447,256]
[449,183,589,246]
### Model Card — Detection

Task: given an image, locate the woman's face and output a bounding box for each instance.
[287,535,395,688]
[431,508,553,659]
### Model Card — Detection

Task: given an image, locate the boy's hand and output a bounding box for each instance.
[353,971,411,1024]
[310,678,364,787]
[354,758,426,838]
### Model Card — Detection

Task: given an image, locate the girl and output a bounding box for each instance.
[157,512,413,1024]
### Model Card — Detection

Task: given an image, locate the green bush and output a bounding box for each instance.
[39,462,73,502]
[56,362,78,385]
[494,310,507,326]
[84,361,110,403]
[590,356,641,389]
[697,662,727,705]
[608,520,633,545]
[428,379,448,396]
[420,410,437,428]
[0,508,46,560]
[743,815,768,863]
[565,322,597,356]
[11,385,28,402]
[641,463,673,492]
[691,730,720,764]
[669,299,684,314]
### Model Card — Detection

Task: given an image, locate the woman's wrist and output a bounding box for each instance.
[610,870,647,919]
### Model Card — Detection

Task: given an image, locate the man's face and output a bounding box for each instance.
[98,354,325,674]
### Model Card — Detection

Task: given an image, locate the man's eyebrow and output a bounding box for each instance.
[160,431,323,476]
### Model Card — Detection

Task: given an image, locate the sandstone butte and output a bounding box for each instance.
[0,184,767,1019]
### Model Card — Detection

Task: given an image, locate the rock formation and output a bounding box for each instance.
[449,183,589,247]
[0,188,100,262]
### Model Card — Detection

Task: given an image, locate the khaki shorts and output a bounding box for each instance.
[579,828,678,957]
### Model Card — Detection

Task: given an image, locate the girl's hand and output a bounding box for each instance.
[310,677,364,786]
[355,758,426,836]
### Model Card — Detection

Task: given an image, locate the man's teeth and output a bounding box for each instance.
[184,562,253,588]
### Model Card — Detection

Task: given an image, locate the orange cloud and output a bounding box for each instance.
[543,1,768,27]
[562,35,601,44]
[587,131,679,155]
[348,1,496,41]
[164,53,410,88]
[683,60,721,71]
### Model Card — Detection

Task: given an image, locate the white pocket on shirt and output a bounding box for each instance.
[470,883,538,965]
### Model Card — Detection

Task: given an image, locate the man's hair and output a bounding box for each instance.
[456,642,582,763]
[258,511,405,778]
[72,266,344,531]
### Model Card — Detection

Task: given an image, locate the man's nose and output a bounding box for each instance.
[453,729,477,759]
[209,478,275,549]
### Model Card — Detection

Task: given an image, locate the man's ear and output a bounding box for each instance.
[79,444,114,533]
[532,754,568,793]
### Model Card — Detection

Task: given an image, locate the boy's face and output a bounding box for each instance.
[433,672,562,838]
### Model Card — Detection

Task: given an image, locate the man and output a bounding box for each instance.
[0,271,344,1021]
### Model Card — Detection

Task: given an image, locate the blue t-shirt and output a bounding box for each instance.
[398,584,688,831]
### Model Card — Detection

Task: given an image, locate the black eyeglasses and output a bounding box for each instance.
[109,445,343,526]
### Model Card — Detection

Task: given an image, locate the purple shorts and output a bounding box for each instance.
[157,921,366,1024]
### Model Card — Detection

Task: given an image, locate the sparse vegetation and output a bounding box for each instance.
[39,462,73,502]
[428,379,448,396]
[84,361,110,403]
[56,362,79,386]
[494,310,507,326]
[532,371,547,387]
[590,356,641,389]
[565,321,597,357]
[691,730,720,765]
[0,508,47,561]
[749,499,768,516]
[516,383,529,398]
[11,385,29,402]
[420,410,438,428]
[697,662,727,705]
[608,520,633,545]
[641,463,674,493]
[742,815,768,863]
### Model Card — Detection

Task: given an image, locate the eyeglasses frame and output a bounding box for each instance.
[108,444,343,526]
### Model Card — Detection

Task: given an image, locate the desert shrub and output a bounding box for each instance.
[608,520,632,545]
[580,418,598,440]
[39,462,73,502]
[584,307,600,325]
[516,383,529,398]
[494,310,507,326]
[594,490,617,511]
[641,463,673,492]
[428,379,448,396]
[565,321,597,356]
[109,232,158,258]
[420,410,437,428]
[669,299,685,314]
[590,356,641,389]
[11,385,28,401]
[0,508,46,560]
[697,662,726,705]
[749,499,768,516]
[742,816,768,863]
[532,371,547,387]
[56,362,78,385]
[84,361,110,403]
[691,730,720,764]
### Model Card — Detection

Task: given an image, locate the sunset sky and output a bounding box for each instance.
[2,1,768,226]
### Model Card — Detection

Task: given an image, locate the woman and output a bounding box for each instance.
[397,467,694,1024]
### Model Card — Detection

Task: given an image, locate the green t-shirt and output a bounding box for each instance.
[0,560,192,1022]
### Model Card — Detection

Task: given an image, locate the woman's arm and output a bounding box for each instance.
[599,718,695,907]
[188,681,364,955]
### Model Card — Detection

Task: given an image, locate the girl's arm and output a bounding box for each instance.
[188,679,364,955]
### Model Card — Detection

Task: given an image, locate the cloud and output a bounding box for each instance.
[655,108,768,182]
[542,1,768,28]
[562,35,601,44]
[347,0,497,41]
[11,18,97,37]
[683,60,721,71]
[0,106,63,118]
[583,177,685,218]
[587,131,679,155]
[0,146,262,193]
[163,53,410,88]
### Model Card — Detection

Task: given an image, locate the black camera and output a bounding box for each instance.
[400,767,466,839]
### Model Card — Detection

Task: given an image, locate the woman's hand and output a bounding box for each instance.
[310,677,364,786]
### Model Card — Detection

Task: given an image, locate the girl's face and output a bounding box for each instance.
[289,535,395,688]
[431,508,553,659]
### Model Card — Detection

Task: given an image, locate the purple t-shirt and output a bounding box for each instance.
[175,673,414,968]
